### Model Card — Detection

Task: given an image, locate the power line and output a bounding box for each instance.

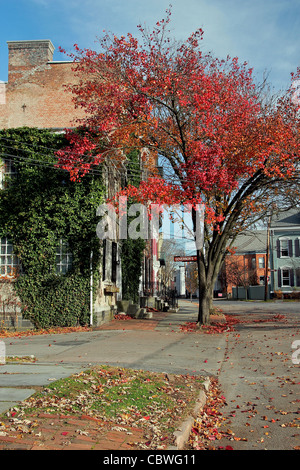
[0,136,147,179]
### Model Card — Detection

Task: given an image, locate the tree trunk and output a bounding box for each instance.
[197,284,212,324]
[196,248,212,325]
[192,207,227,325]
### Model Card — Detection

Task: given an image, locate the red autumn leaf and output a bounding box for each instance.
[56,7,300,327]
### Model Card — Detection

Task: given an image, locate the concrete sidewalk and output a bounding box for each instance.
[0,300,226,450]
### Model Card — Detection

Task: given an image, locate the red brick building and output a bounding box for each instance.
[0,39,84,129]
[218,230,268,298]
[0,40,121,328]
[0,39,157,327]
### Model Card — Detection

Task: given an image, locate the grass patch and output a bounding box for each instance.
[2,365,206,448]
[6,356,36,363]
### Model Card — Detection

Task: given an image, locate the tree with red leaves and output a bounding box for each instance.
[57,8,300,324]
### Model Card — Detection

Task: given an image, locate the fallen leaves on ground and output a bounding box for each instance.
[187,377,248,450]
[0,325,92,338]
[179,314,287,334]
[0,366,206,450]
[113,313,132,320]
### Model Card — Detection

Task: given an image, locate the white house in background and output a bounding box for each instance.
[270,209,300,296]
[175,265,186,297]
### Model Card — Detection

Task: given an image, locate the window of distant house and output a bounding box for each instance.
[259,275,265,284]
[280,239,289,257]
[56,240,73,274]
[0,237,20,277]
[258,257,265,269]
[282,269,290,286]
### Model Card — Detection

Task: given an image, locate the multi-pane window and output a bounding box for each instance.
[258,257,265,269]
[1,159,17,188]
[55,240,73,274]
[282,269,291,286]
[279,239,290,257]
[0,237,20,277]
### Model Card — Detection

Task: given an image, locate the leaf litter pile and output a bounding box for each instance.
[0,366,207,449]
[179,313,288,334]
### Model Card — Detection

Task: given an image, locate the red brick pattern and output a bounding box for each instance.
[0,40,85,130]
[0,413,147,450]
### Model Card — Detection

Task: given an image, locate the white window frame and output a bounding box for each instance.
[0,237,20,277]
[258,257,265,269]
[282,268,291,287]
[55,240,73,274]
[1,159,17,189]
[279,238,290,258]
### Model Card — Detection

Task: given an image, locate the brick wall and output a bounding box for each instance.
[0,40,84,129]
[221,253,267,295]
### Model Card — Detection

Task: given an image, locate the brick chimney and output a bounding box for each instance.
[7,40,55,85]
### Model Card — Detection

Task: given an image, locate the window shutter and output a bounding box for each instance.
[276,240,281,258]
[277,268,282,288]
[288,239,293,257]
[296,268,300,287]
[290,269,295,287]
[111,241,117,283]
[102,239,106,280]
[295,239,300,257]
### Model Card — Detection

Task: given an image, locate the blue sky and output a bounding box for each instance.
[0,0,300,93]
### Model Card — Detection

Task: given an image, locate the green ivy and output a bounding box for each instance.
[121,237,145,304]
[120,149,146,304]
[0,127,105,328]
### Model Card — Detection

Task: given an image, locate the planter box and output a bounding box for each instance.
[104,285,119,294]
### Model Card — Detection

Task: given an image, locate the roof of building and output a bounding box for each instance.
[270,208,300,228]
[230,230,267,254]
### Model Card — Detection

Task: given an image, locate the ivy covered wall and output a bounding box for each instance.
[0,127,105,328]
[120,149,146,304]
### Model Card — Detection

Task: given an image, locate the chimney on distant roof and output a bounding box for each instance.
[7,40,55,84]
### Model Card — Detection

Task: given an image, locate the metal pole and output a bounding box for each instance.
[90,250,93,326]
[264,216,271,301]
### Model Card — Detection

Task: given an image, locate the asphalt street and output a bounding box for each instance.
[0,299,299,450]
[211,300,300,450]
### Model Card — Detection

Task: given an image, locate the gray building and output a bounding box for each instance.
[270,209,300,294]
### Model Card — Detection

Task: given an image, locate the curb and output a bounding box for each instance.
[169,377,210,450]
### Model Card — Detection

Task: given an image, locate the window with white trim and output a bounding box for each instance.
[282,269,291,286]
[258,257,265,268]
[280,239,289,257]
[1,159,17,188]
[55,240,73,274]
[0,237,20,277]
